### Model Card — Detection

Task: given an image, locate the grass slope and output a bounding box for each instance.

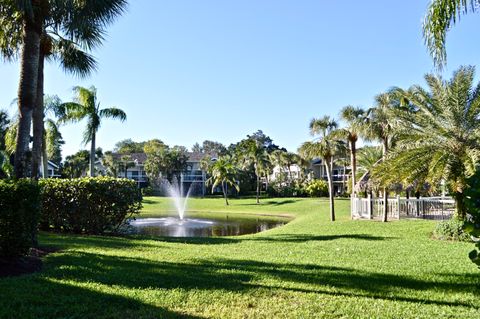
[0,197,478,318]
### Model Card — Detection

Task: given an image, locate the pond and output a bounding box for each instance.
[127,214,290,237]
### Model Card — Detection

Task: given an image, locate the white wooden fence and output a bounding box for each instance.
[351,195,455,220]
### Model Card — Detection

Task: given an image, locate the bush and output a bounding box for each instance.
[0,179,41,257]
[141,186,154,196]
[266,182,307,198]
[463,171,480,268]
[432,218,471,242]
[305,179,328,197]
[40,177,142,234]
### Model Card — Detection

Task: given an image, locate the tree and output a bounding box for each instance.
[238,138,270,204]
[60,86,126,176]
[102,151,120,177]
[114,139,145,154]
[204,155,240,205]
[1,1,127,178]
[0,110,10,152]
[62,150,90,178]
[362,92,399,222]
[423,0,479,69]
[374,66,480,219]
[194,140,227,155]
[143,140,188,183]
[299,116,342,221]
[338,105,365,196]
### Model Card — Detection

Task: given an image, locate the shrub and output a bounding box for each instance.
[463,171,480,268]
[266,182,307,198]
[0,179,41,257]
[141,186,154,196]
[40,177,142,234]
[432,218,471,242]
[305,179,328,197]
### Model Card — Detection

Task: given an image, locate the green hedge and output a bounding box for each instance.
[0,179,41,257]
[39,177,142,234]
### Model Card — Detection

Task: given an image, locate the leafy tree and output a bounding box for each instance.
[204,155,240,205]
[299,116,343,221]
[60,86,126,177]
[374,66,480,219]
[114,139,146,154]
[193,140,227,155]
[62,148,103,178]
[143,140,188,183]
[423,0,479,68]
[0,150,13,178]
[338,105,365,196]
[102,151,120,177]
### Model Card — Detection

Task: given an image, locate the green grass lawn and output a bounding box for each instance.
[1,197,479,318]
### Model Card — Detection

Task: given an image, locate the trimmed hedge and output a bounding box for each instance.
[0,179,41,257]
[39,177,142,234]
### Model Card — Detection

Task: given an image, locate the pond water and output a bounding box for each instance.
[127,215,289,237]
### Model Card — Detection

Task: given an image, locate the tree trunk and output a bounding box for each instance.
[350,139,357,196]
[222,182,229,206]
[325,156,335,221]
[382,138,389,222]
[89,132,96,177]
[14,20,41,178]
[382,187,388,222]
[41,132,48,177]
[453,191,466,220]
[256,174,260,204]
[31,52,44,179]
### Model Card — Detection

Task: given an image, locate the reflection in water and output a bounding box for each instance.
[128,217,287,237]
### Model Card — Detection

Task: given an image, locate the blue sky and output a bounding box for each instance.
[2,1,480,157]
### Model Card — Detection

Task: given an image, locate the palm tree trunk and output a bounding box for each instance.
[256,174,260,204]
[382,138,389,222]
[325,156,335,221]
[350,139,357,196]
[41,132,48,177]
[453,191,466,220]
[222,182,229,206]
[14,20,41,178]
[31,51,44,179]
[90,132,96,177]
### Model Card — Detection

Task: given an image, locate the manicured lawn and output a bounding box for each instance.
[0,197,478,318]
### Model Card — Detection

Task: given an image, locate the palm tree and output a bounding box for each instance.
[240,139,270,204]
[299,116,342,221]
[423,0,479,69]
[1,1,127,177]
[374,66,480,219]
[338,105,365,196]
[362,92,399,222]
[0,1,43,177]
[205,155,240,205]
[60,86,126,177]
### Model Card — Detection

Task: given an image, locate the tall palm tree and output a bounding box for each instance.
[0,1,43,177]
[374,66,480,219]
[1,1,127,178]
[240,139,270,204]
[60,86,126,177]
[362,92,399,222]
[205,155,240,205]
[338,105,365,196]
[299,116,341,221]
[423,0,479,69]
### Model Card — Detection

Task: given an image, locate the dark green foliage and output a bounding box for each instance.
[0,179,40,257]
[39,177,142,234]
[267,182,307,198]
[463,171,480,268]
[141,186,154,196]
[432,218,471,242]
[305,179,329,197]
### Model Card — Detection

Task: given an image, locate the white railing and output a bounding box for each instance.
[351,195,455,220]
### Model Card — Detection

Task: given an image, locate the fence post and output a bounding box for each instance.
[397,195,401,220]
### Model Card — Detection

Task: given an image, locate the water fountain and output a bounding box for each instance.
[128,176,289,237]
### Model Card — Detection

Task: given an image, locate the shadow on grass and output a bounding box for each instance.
[28,251,480,310]
[0,274,203,318]
[149,233,395,245]
[236,199,301,206]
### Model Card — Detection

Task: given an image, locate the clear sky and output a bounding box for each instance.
[2,1,480,157]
